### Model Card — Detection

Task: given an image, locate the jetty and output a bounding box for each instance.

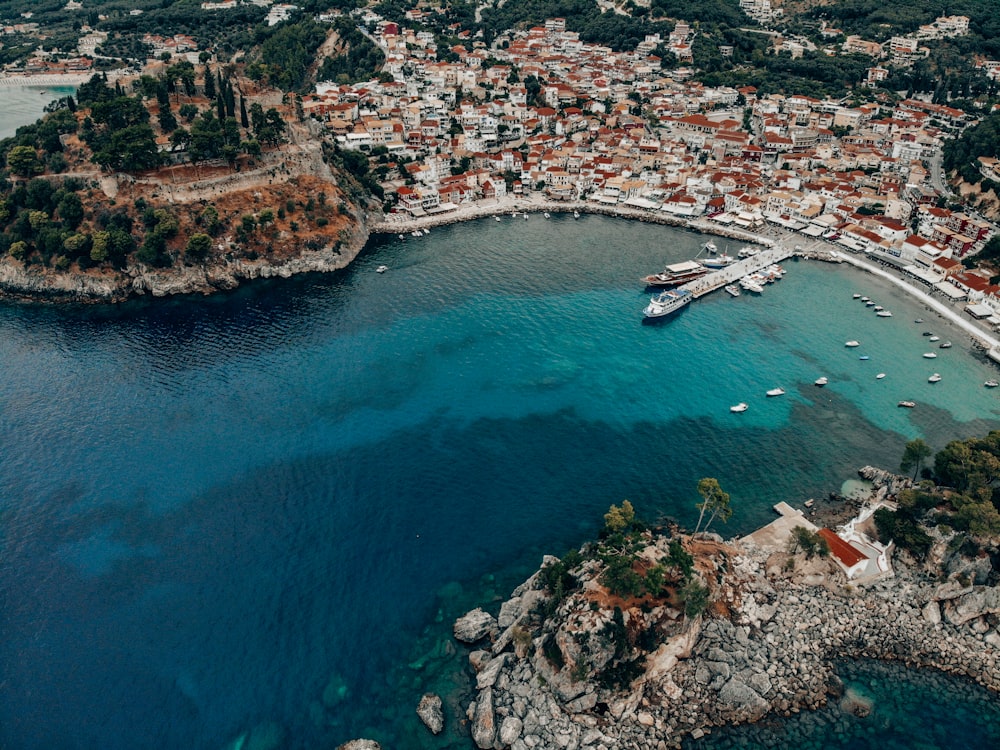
[679,246,797,299]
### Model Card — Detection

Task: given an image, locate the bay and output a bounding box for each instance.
[0,216,997,749]
[0,84,77,139]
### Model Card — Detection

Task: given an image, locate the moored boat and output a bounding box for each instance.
[573,210,580,219]
[375,265,388,273]
[986,380,999,388]
[928,373,942,383]
[852,293,861,299]
[939,341,952,348]
[876,310,892,317]
[701,252,737,269]
[859,355,870,360]
[641,260,708,287]
[898,400,916,408]
[702,240,718,254]
[766,387,786,397]
[845,340,860,347]
[643,288,692,319]
[814,376,828,386]
[730,402,748,413]
[739,276,764,294]
[876,373,886,379]
[923,352,937,359]
[929,335,940,342]
[724,284,740,297]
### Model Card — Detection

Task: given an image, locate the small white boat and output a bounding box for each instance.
[845,340,860,347]
[852,293,861,299]
[939,341,952,349]
[865,301,876,307]
[859,355,870,361]
[873,305,883,311]
[898,400,916,408]
[412,230,421,237]
[804,499,815,508]
[495,216,501,222]
[398,234,405,240]
[376,265,388,273]
[986,380,999,388]
[766,387,786,397]
[814,377,828,387]
[543,212,550,219]
[861,296,870,302]
[738,246,758,258]
[730,402,749,413]
[423,228,430,235]
[923,352,937,359]
[928,373,942,383]
[876,373,886,380]
[724,284,740,297]
[876,310,892,317]
[573,210,580,219]
[524,213,528,220]
[702,241,718,254]
[929,335,940,342]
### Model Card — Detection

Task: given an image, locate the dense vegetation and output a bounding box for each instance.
[315,17,386,85]
[943,112,1000,184]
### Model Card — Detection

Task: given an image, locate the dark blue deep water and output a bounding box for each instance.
[2,216,999,749]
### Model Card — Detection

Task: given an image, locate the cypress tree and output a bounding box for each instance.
[239,96,249,129]
[203,65,215,99]
[216,94,225,122]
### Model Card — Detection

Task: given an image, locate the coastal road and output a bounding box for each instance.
[928,149,949,196]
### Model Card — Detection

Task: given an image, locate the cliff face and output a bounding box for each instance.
[0,208,374,303]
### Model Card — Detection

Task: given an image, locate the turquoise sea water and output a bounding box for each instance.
[1,216,998,749]
[0,84,77,139]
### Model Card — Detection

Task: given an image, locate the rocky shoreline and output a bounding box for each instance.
[418,468,1000,750]
[0,210,373,304]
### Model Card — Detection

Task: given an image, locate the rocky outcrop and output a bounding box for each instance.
[416,693,444,734]
[335,741,381,750]
[452,530,1000,749]
[453,607,498,644]
[0,210,374,304]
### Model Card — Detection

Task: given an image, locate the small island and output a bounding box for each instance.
[400,434,1000,750]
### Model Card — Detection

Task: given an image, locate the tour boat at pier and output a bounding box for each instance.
[730,402,748,413]
[643,288,692,319]
[928,373,942,383]
[766,387,786,397]
[701,252,738,269]
[739,276,764,294]
[739,246,759,258]
[724,284,740,297]
[641,260,708,287]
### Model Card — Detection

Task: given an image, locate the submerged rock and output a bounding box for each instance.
[223,722,285,750]
[416,693,444,734]
[322,673,350,708]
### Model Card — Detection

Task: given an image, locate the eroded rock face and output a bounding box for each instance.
[336,741,381,750]
[454,608,498,644]
[416,693,444,735]
[470,687,496,749]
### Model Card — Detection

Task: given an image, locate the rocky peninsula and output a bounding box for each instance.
[413,467,1000,750]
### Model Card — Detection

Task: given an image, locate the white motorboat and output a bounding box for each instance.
[573,210,580,219]
[939,341,952,348]
[740,276,764,294]
[398,234,405,240]
[876,310,892,317]
[986,380,999,388]
[730,402,749,413]
[375,265,388,273]
[928,373,942,383]
[738,245,759,258]
[898,400,916,408]
[544,212,550,218]
[702,240,718,254]
[876,373,886,379]
[861,296,870,302]
[524,213,528,220]
[923,352,937,359]
[702,253,737,269]
[766,387,786,397]
[423,228,430,235]
[814,377,828,386]
[495,216,501,221]
[412,230,421,237]
[852,293,861,299]
[873,305,883,311]
[845,340,860,347]
[643,288,692,319]
[724,284,740,297]
[929,335,940,342]
[865,300,876,307]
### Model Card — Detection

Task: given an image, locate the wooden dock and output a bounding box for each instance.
[679,246,796,299]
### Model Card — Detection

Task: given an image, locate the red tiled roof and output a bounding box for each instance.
[818,528,866,568]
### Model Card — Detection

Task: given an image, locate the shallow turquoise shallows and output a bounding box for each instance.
[1,216,998,749]
[0,85,77,139]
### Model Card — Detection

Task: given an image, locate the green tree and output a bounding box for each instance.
[604,500,635,533]
[901,438,933,480]
[693,478,731,534]
[185,232,212,262]
[679,579,709,622]
[7,146,44,178]
[667,539,694,581]
[788,526,829,559]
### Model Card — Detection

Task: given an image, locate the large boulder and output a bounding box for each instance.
[944,587,1000,626]
[336,741,381,750]
[454,608,498,644]
[470,687,497,749]
[498,715,523,746]
[416,693,444,735]
[718,677,769,719]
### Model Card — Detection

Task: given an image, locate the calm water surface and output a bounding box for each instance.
[1,217,998,749]
[0,85,77,139]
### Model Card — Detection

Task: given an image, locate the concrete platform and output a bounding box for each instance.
[742,502,818,551]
